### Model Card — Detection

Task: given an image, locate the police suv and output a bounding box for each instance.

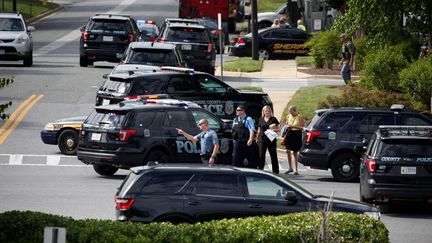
[359,126,432,204]
[95,67,272,121]
[77,98,233,176]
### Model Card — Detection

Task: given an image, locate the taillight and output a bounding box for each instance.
[124,95,142,100]
[128,34,136,42]
[366,159,376,173]
[305,131,321,143]
[119,129,136,142]
[208,42,214,53]
[158,39,167,43]
[149,37,156,42]
[236,38,245,46]
[82,31,89,40]
[115,196,135,210]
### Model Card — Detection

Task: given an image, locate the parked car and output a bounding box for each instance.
[120,42,184,67]
[115,163,380,222]
[196,17,225,54]
[0,12,35,66]
[40,116,87,155]
[299,105,432,182]
[359,126,432,204]
[257,4,287,29]
[77,98,234,176]
[95,68,273,121]
[229,27,311,60]
[79,14,139,67]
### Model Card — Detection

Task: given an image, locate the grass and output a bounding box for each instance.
[258,0,286,12]
[280,85,344,122]
[223,57,263,72]
[0,0,58,20]
[237,86,263,92]
[295,56,313,66]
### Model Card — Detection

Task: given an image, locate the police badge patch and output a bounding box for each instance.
[225,101,234,115]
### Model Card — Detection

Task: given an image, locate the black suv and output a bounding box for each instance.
[79,14,139,67]
[157,19,215,75]
[76,98,233,176]
[115,164,380,222]
[120,42,184,67]
[95,68,273,120]
[299,105,432,182]
[359,126,432,204]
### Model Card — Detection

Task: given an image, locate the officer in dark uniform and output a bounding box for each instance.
[232,105,257,168]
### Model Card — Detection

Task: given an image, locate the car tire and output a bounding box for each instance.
[258,21,272,29]
[80,55,88,67]
[57,129,78,155]
[93,164,118,176]
[23,52,33,67]
[331,153,360,182]
[146,149,169,164]
[259,49,270,60]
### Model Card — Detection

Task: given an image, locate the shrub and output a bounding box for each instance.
[353,36,368,71]
[360,46,408,91]
[319,84,411,109]
[0,210,389,243]
[393,37,421,62]
[307,31,340,69]
[399,58,432,111]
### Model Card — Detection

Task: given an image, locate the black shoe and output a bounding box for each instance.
[285,170,293,174]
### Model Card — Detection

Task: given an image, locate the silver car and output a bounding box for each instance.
[0,12,35,66]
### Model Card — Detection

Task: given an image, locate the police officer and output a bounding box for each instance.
[176,119,219,165]
[232,105,257,168]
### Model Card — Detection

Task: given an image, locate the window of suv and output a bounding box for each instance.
[100,78,131,94]
[398,114,432,126]
[317,113,353,131]
[163,110,191,128]
[128,48,179,66]
[358,114,394,133]
[245,176,287,199]
[141,173,194,194]
[128,77,164,95]
[196,75,227,93]
[0,18,24,31]
[125,111,156,128]
[377,139,432,157]
[85,110,126,129]
[89,19,131,33]
[194,174,241,197]
[191,110,221,130]
[167,27,210,43]
[167,77,196,93]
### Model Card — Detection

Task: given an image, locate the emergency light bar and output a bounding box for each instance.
[160,66,195,74]
[379,125,432,137]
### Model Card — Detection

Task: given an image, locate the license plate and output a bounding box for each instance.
[401,166,416,175]
[102,99,110,105]
[0,49,4,55]
[91,133,101,141]
[181,44,192,50]
[103,36,113,41]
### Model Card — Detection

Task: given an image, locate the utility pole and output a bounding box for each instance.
[12,0,17,11]
[251,0,258,60]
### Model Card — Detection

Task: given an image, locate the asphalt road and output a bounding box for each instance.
[0,0,431,242]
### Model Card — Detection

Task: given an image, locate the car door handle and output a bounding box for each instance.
[248,204,262,209]
[188,201,201,206]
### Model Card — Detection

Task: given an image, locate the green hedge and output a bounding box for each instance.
[0,211,389,242]
[307,31,340,69]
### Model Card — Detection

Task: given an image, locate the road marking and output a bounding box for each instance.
[0,94,36,137]
[0,94,44,144]
[47,155,60,166]
[9,154,23,165]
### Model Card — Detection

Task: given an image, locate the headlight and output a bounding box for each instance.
[15,33,29,44]
[44,123,55,130]
[364,211,381,220]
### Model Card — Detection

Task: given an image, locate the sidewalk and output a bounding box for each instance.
[215,60,357,121]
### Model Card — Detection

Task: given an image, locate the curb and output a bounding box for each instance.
[27,6,64,24]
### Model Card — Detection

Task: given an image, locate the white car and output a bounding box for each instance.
[0,12,35,66]
[257,5,287,29]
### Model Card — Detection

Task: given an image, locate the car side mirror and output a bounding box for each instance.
[80,26,85,32]
[285,191,298,205]
[27,26,35,32]
[102,74,109,79]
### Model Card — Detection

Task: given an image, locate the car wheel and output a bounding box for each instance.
[57,129,78,155]
[79,55,88,67]
[331,153,360,182]
[259,49,270,60]
[93,164,118,176]
[258,21,272,29]
[146,149,169,164]
[23,52,33,67]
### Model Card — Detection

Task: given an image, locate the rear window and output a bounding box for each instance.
[377,139,432,157]
[85,110,127,129]
[88,19,131,34]
[167,27,210,42]
[100,79,131,94]
[128,48,179,66]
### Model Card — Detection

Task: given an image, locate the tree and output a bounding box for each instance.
[0,78,14,120]
[324,0,348,12]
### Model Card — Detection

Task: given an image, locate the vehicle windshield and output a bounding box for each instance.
[378,139,432,157]
[0,18,24,31]
[100,79,131,94]
[89,19,131,34]
[128,49,178,66]
[167,27,210,43]
[85,110,126,129]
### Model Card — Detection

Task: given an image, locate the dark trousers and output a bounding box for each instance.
[232,140,257,168]
[258,139,279,173]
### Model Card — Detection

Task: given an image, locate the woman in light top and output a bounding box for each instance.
[282,105,305,175]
